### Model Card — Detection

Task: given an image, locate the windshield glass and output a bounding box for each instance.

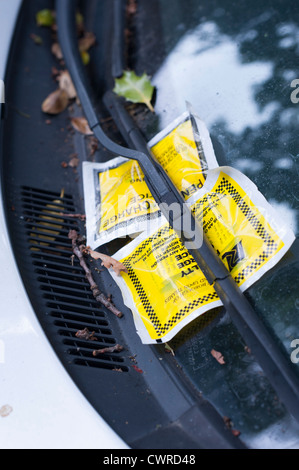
[137,0,299,447]
[150,0,298,228]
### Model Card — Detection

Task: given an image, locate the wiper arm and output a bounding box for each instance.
[56,0,299,424]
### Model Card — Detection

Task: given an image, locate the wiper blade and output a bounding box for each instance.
[56,0,299,424]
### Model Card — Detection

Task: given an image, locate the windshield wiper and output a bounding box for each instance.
[56,0,299,425]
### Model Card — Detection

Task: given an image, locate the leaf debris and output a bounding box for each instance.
[113,70,155,112]
[211,349,225,365]
[165,343,175,356]
[41,88,69,115]
[71,116,93,135]
[86,248,128,276]
[36,9,55,27]
[0,405,13,418]
[30,33,43,45]
[75,327,97,341]
[132,364,143,374]
[57,70,77,100]
[223,416,241,438]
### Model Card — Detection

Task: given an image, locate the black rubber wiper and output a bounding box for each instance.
[56,0,299,423]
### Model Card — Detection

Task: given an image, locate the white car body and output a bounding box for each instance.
[0,0,127,450]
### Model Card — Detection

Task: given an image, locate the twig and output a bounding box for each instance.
[68,230,123,318]
[60,212,86,221]
[92,344,123,356]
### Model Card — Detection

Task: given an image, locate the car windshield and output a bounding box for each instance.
[134,0,299,447]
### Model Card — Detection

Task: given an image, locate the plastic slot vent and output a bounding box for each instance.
[20,186,128,372]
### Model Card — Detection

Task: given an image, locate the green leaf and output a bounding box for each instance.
[113,70,155,112]
[76,12,84,27]
[36,9,55,27]
[80,50,90,66]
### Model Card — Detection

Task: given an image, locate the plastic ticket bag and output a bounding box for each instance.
[187,166,295,292]
[148,108,218,200]
[83,107,218,248]
[109,221,222,344]
[83,156,161,248]
[109,166,295,344]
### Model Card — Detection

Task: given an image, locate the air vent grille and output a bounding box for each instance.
[20,186,128,372]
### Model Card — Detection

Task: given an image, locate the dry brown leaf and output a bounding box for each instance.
[57,70,77,100]
[41,88,69,115]
[51,42,63,60]
[30,33,43,45]
[68,156,80,168]
[79,32,96,52]
[211,349,225,365]
[126,0,137,15]
[223,416,241,437]
[88,248,128,276]
[71,116,93,135]
[0,405,13,418]
[75,327,97,341]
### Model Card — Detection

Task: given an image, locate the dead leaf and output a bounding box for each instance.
[51,42,63,60]
[126,0,137,15]
[87,248,128,276]
[71,117,93,135]
[75,327,97,341]
[132,364,143,373]
[68,156,80,168]
[211,349,225,365]
[0,405,13,418]
[87,136,99,156]
[223,416,232,428]
[30,33,43,45]
[57,70,77,100]
[165,343,175,356]
[79,32,96,52]
[42,88,69,115]
[223,416,241,437]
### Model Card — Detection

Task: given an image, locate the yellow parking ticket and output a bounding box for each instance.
[109,222,222,344]
[149,110,218,200]
[188,166,295,292]
[83,157,160,249]
[109,166,295,344]
[83,109,218,249]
